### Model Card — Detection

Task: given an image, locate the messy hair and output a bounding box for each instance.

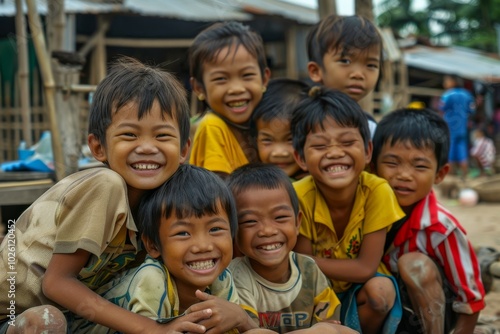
[138,164,238,250]
[88,56,190,148]
[291,86,370,160]
[372,108,450,170]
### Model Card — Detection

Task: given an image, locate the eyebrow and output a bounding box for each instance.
[170,216,229,228]
[116,123,177,131]
[237,204,294,219]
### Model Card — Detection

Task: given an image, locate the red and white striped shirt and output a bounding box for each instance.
[383,191,485,314]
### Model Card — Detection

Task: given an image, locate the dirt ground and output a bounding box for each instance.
[435,176,500,331]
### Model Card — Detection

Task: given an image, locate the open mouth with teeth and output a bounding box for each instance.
[258,243,283,251]
[325,165,349,173]
[187,259,216,271]
[227,100,249,112]
[131,163,160,170]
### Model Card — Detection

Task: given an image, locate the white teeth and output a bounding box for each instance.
[228,101,247,107]
[132,163,160,170]
[259,243,283,251]
[326,165,348,173]
[188,260,215,270]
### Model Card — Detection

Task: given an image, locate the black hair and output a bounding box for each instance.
[251,78,309,137]
[372,108,450,171]
[189,21,268,86]
[307,14,382,68]
[227,163,299,216]
[291,86,370,160]
[138,164,238,250]
[88,56,190,149]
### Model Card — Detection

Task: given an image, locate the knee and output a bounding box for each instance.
[361,278,396,315]
[398,252,441,289]
[12,305,66,334]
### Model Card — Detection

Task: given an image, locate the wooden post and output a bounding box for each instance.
[15,0,32,146]
[285,25,298,80]
[52,60,82,175]
[317,0,336,19]
[25,0,66,180]
[47,0,65,53]
[356,0,375,115]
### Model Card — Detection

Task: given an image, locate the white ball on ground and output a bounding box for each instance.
[458,188,479,207]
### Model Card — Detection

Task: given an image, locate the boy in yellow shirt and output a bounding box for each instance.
[291,87,405,334]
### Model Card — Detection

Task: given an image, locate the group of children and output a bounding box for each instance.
[0,13,486,334]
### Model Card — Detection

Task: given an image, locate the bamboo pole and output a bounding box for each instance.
[15,0,32,146]
[25,0,65,180]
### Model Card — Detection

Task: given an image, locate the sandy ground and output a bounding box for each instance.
[435,177,500,331]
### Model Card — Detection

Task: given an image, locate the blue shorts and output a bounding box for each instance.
[449,135,468,163]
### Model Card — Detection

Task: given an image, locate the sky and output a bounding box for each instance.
[283,0,428,15]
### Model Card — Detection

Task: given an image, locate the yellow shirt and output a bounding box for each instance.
[293,171,405,293]
[189,113,249,174]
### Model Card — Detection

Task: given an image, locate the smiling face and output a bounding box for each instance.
[256,118,301,178]
[234,186,300,283]
[89,100,188,205]
[194,44,270,125]
[295,117,371,196]
[308,45,380,102]
[375,140,449,214]
[145,203,233,294]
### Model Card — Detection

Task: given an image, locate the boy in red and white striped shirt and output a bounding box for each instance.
[371,108,485,334]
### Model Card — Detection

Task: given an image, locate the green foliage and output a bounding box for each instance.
[376,0,500,53]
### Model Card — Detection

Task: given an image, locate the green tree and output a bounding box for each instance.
[377,0,500,53]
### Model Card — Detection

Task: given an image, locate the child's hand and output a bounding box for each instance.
[186,289,258,333]
[150,308,212,334]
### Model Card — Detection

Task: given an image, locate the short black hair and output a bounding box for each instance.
[307,14,382,68]
[251,78,309,137]
[189,21,268,86]
[291,86,370,160]
[88,56,190,149]
[227,163,299,216]
[138,164,238,250]
[372,108,450,171]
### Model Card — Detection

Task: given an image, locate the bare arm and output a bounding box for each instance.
[294,229,387,283]
[43,249,210,334]
[452,312,479,334]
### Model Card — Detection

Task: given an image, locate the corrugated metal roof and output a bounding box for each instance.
[404,45,500,82]
[0,0,315,23]
[124,0,251,21]
[0,0,121,16]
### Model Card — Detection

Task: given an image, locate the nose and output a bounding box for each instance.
[191,236,215,253]
[135,138,159,155]
[257,221,278,238]
[396,165,412,181]
[271,144,291,157]
[349,64,365,80]
[325,144,345,159]
[227,79,245,95]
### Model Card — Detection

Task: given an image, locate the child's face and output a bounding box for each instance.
[295,117,371,194]
[375,140,449,214]
[193,44,270,125]
[256,118,301,178]
[234,186,300,283]
[89,100,189,202]
[147,203,233,292]
[308,45,380,102]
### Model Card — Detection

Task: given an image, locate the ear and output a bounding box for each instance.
[434,163,450,185]
[262,67,271,87]
[142,234,162,259]
[295,211,303,234]
[307,61,323,84]
[293,150,308,171]
[88,134,107,163]
[179,138,191,164]
[364,141,373,165]
[190,77,206,99]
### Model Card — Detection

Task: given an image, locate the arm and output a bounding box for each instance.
[295,229,387,283]
[42,250,210,334]
[452,312,479,334]
[189,290,258,333]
